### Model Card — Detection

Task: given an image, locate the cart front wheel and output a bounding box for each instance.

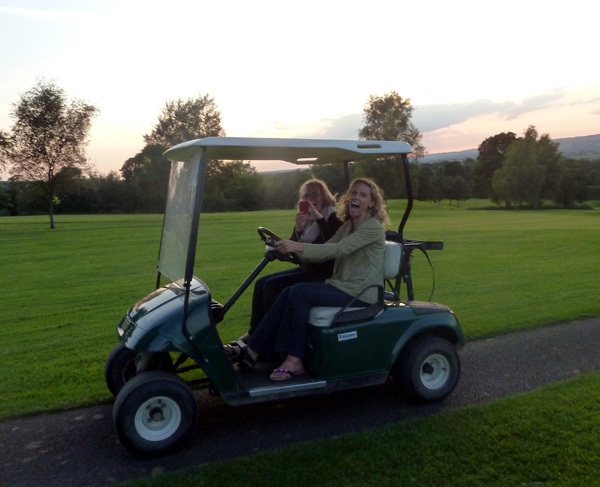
[105,344,137,397]
[105,345,174,397]
[393,336,460,404]
[113,371,198,457]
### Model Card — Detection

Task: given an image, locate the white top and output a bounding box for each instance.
[163,136,413,164]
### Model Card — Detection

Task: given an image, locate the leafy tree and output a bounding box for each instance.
[0,181,11,216]
[358,91,425,155]
[0,130,10,172]
[120,144,170,212]
[492,127,546,208]
[536,132,562,201]
[557,158,599,207]
[203,160,257,212]
[0,80,98,228]
[356,91,425,198]
[262,170,311,210]
[429,165,446,203]
[414,163,433,201]
[472,132,517,199]
[222,170,264,211]
[121,94,231,213]
[144,94,225,148]
[444,176,471,206]
[94,172,131,213]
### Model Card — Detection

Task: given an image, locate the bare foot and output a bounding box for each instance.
[270,355,304,381]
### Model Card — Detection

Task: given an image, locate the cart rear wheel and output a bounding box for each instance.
[113,371,198,457]
[393,336,460,404]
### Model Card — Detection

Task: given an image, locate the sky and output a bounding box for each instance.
[1,0,599,175]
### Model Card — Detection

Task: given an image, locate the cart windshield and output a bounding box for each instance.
[159,137,414,287]
[157,157,201,282]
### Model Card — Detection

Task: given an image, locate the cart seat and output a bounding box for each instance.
[308,241,402,328]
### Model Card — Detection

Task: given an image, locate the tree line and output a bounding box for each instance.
[411,127,600,208]
[1,81,599,225]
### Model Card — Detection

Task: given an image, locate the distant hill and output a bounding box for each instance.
[420,134,600,163]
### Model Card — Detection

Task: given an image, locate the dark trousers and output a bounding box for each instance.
[248,283,367,359]
[249,267,325,334]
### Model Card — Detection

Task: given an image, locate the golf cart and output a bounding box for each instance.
[105,137,465,457]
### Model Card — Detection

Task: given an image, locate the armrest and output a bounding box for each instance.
[332,285,384,326]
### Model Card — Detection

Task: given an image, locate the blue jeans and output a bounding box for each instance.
[249,267,326,334]
[248,283,367,359]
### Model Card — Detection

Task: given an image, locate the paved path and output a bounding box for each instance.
[2,318,600,487]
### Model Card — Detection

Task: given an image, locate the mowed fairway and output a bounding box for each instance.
[0,202,599,419]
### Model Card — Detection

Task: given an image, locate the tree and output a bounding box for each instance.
[472,132,517,198]
[492,127,546,208]
[536,132,562,201]
[444,176,471,206]
[0,80,98,228]
[357,91,425,198]
[414,163,433,201]
[120,94,231,213]
[120,144,171,212]
[144,94,225,147]
[358,91,425,155]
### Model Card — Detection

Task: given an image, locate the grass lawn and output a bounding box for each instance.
[1,203,599,486]
[0,203,599,419]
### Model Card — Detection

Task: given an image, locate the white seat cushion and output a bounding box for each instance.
[308,306,365,327]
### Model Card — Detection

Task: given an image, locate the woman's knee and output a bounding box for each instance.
[287,283,317,303]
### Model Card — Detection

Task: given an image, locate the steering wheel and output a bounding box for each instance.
[257,227,300,264]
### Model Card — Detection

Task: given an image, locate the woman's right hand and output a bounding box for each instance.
[295,212,310,232]
[276,239,303,255]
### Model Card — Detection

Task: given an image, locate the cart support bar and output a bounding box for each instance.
[214,255,272,321]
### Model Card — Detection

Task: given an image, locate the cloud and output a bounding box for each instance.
[412,90,567,132]
[412,100,503,132]
[502,89,566,119]
[313,113,363,139]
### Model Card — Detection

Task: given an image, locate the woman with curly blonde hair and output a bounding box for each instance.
[337,177,390,226]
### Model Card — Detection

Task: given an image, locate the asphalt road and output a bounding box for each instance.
[2,317,600,487]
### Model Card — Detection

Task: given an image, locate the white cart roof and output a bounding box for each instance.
[164,137,413,164]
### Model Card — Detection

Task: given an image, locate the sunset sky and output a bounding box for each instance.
[1,0,598,174]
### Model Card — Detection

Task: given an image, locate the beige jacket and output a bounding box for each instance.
[301,216,385,304]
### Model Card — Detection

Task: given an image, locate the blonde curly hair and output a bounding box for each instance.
[339,178,390,226]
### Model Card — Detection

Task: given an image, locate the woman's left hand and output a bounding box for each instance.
[276,240,303,255]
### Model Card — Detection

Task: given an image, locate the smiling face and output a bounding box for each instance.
[347,182,374,223]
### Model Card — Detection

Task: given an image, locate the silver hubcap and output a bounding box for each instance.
[134,396,181,441]
[420,353,450,390]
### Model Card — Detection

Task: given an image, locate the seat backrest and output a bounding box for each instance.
[383,241,402,280]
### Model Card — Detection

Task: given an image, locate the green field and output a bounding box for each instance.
[2,203,600,486]
[1,202,599,420]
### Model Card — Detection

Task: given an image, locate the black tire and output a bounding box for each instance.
[105,345,175,397]
[105,344,138,397]
[393,336,460,404]
[113,371,198,457]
